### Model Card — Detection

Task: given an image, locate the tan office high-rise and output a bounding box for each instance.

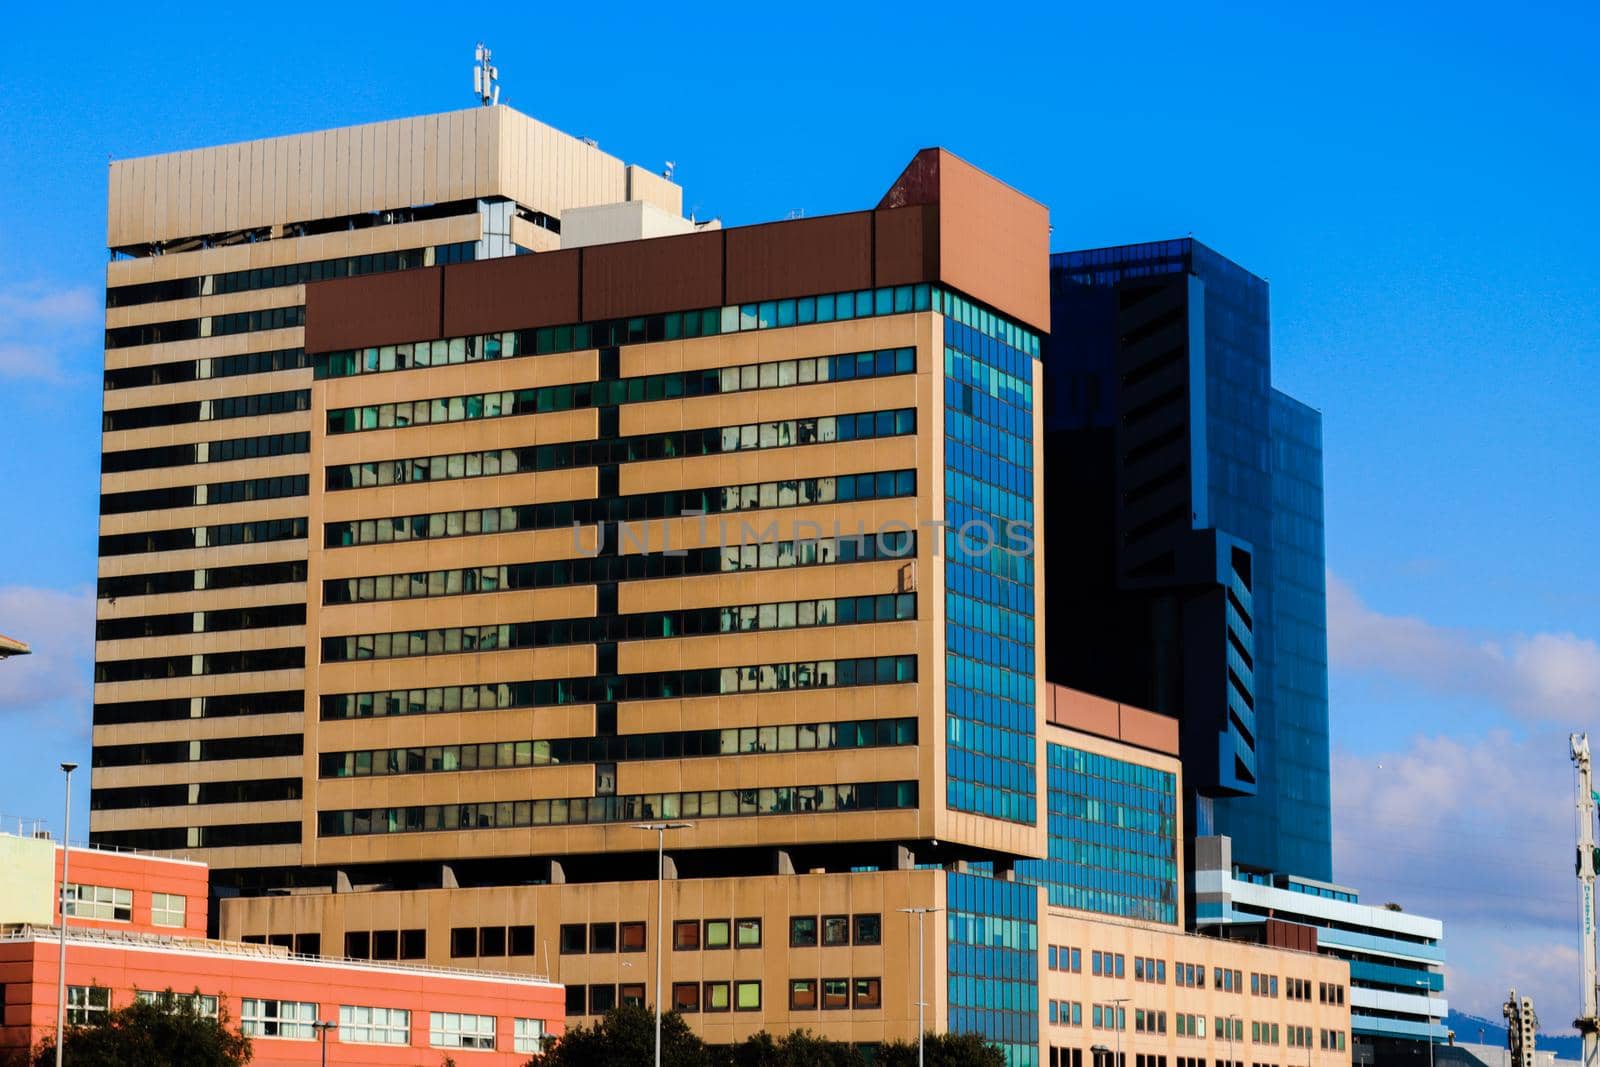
[93,106,689,879]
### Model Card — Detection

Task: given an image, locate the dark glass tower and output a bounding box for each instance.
[1041,238,1331,881]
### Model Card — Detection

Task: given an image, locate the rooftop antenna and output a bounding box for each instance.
[473,43,500,107]
[663,161,676,181]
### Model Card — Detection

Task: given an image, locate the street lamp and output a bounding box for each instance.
[1110,996,1131,1067]
[311,1018,337,1066]
[1415,978,1435,1067]
[635,821,692,1067]
[1093,1043,1112,1067]
[55,761,77,1067]
[897,906,944,1067]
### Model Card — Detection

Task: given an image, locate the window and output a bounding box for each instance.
[590,985,617,1014]
[339,1005,409,1045]
[150,892,185,927]
[734,981,761,1011]
[853,913,881,946]
[620,984,645,1008]
[590,922,617,953]
[508,925,533,957]
[65,884,132,921]
[704,981,731,1012]
[674,920,701,950]
[135,990,218,1018]
[620,921,647,952]
[822,978,850,1010]
[514,1017,546,1054]
[673,983,701,1012]
[565,986,586,1016]
[790,979,818,1011]
[822,915,850,946]
[451,927,476,958]
[430,1011,495,1050]
[854,978,882,1010]
[241,998,317,1039]
[478,926,505,957]
[705,919,731,949]
[560,923,587,954]
[67,986,110,1025]
[791,916,818,947]
[735,917,762,948]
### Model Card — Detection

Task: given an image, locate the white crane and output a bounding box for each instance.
[1571,733,1599,1067]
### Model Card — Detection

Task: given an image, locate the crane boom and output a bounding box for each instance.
[1571,732,1599,1067]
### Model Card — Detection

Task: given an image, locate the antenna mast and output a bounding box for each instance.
[1572,733,1599,1067]
[473,43,500,107]
[1505,989,1538,1067]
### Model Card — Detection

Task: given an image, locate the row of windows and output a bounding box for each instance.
[99,516,308,558]
[317,284,949,381]
[324,409,916,491]
[97,559,306,600]
[1047,945,1082,972]
[1284,977,1313,1001]
[237,999,533,1052]
[93,689,302,726]
[325,346,916,434]
[1134,956,1166,983]
[1048,1000,1083,1026]
[61,884,186,928]
[89,777,302,810]
[101,431,309,474]
[1285,1025,1314,1048]
[324,530,915,606]
[105,249,428,308]
[1251,1022,1282,1045]
[317,780,918,837]
[783,978,881,1012]
[1319,982,1346,1005]
[103,388,309,432]
[1135,1009,1168,1034]
[103,347,310,391]
[89,822,301,851]
[319,654,918,719]
[448,924,533,959]
[318,282,1036,382]
[345,928,427,961]
[104,304,305,350]
[788,913,882,947]
[96,602,305,641]
[326,470,918,548]
[92,733,303,768]
[320,592,916,663]
[95,646,303,683]
[1320,1030,1348,1051]
[100,474,307,516]
[320,717,917,778]
[558,920,651,954]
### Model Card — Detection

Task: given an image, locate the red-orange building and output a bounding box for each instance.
[0,833,563,1063]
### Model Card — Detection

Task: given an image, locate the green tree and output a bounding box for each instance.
[535,1004,712,1067]
[876,1032,1007,1067]
[31,991,251,1067]
[724,1028,867,1067]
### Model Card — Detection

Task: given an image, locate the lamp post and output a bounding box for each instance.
[897,906,943,1067]
[1110,996,1131,1067]
[55,761,77,1067]
[1093,1043,1112,1067]
[634,822,691,1067]
[311,1018,337,1066]
[1416,978,1435,1067]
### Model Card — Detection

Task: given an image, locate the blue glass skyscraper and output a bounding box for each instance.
[1041,238,1332,882]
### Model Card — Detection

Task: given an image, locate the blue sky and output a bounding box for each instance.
[0,0,1595,1023]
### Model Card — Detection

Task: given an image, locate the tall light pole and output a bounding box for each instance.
[55,761,77,1067]
[311,1018,337,1066]
[1110,995,1131,1067]
[635,821,691,1067]
[898,906,943,1067]
[1416,978,1435,1067]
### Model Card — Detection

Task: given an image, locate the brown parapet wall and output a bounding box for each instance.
[1046,682,1180,756]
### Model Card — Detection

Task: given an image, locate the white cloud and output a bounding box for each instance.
[1328,574,1600,722]
[0,281,99,383]
[0,585,95,722]
[1333,724,1586,1023]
